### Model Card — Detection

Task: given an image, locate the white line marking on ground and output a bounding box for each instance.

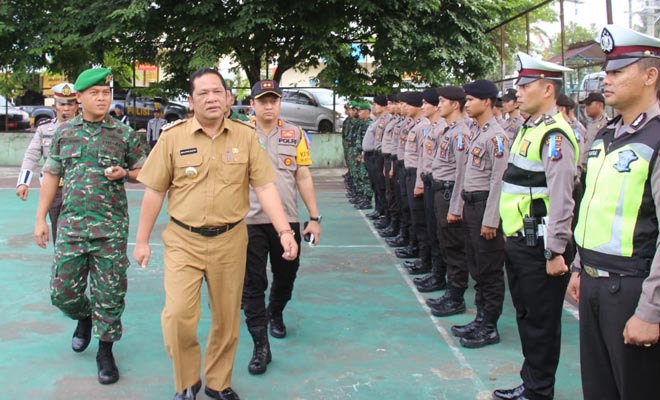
[563,299,580,320]
[359,210,488,394]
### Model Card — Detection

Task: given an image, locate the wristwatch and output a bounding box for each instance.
[309,215,323,223]
[544,249,560,260]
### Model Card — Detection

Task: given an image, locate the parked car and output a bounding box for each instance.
[0,94,30,130]
[18,105,56,127]
[280,88,346,133]
[116,91,189,130]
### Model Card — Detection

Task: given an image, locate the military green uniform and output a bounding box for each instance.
[43,114,147,341]
[351,117,374,200]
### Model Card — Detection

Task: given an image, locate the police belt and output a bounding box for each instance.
[420,173,433,185]
[383,153,392,160]
[461,190,489,203]
[395,159,405,167]
[171,217,241,237]
[432,180,454,191]
[582,265,612,278]
[391,155,398,161]
[363,150,377,156]
[404,167,417,176]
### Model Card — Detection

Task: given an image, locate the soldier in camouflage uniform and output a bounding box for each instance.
[17,82,78,241]
[352,102,374,209]
[342,102,358,196]
[33,68,147,385]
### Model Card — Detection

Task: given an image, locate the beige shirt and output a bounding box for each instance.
[431,119,472,215]
[580,113,608,171]
[395,118,415,160]
[457,116,509,228]
[18,118,59,186]
[137,117,276,227]
[381,115,401,155]
[404,117,430,169]
[247,120,312,224]
[415,118,447,187]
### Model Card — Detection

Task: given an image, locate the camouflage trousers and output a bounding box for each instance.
[50,237,130,342]
[355,159,373,198]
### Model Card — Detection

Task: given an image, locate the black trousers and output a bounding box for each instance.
[422,178,444,276]
[406,167,429,264]
[462,196,505,317]
[434,184,467,289]
[394,160,412,241]
[580,272,660,400]
[373,153,386,215]
[505,237,571,399]
[384,155,400,228]
[243,223,302,329]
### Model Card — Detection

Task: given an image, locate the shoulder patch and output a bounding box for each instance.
[545,134,563,161]
[543,115,556,126]
[491,135,506,158]
[162,119,186,131]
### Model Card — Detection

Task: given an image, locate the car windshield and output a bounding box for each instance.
[0,94,14,107]
[314,89,346,108]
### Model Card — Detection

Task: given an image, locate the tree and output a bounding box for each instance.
[547,21,599,59]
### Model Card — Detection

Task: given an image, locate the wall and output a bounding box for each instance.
[0,131,346,168]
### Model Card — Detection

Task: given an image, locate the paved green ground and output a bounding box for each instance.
[0,169,582,399]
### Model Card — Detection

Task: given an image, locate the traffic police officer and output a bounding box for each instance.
[34,68,147,385]
[494,52,576,400]
[17,82,77,241]
[450,79,508,349]
[568,25,660,400]
[426,86,471,316]
[134,69,297,400]
[243,80,321,375]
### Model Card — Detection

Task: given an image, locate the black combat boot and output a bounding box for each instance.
[451,308,484,337]
[429,285,466,317]
[386,233,408,247]
[248,326,272,375]
[395,245,419,259]
[414,274,446,291]
[96,341,119,384]
[459,312,500,349]
[72,315,92,353]
[269,310,287,339]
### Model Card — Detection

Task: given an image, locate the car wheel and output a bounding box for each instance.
[318,120,334,133]
[34,117,49,127]
[165,114,179,123]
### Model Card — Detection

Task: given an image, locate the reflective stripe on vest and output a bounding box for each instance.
[500,113,578,236]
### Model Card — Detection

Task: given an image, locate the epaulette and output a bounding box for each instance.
[543,115,556,126]
[38,117,56,127]
[233,118,256,129]
[161,119,186,131]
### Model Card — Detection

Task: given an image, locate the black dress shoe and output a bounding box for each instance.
[395,246,419,259]
[407,264,432,275]
[459,322,500,348]
[430,297,466,317]
[414,275,447,292]
[492,385,526,400]
[374,220,390,229]
[96,350,120,384]
[378,227,398,238]
[404,259,421,268]
[386,236,408,247]
[269,314,287,339]
[173,380,202,400]
[72,316,92,353]
[355,201,372,210]
[365,210,380,218]
[204,386,241,400]
[451,311,484,337]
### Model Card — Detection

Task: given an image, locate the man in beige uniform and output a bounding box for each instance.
[243,79,322,376]
[578,92,609,179]
[133,69,297,400]
[501,88,524,143]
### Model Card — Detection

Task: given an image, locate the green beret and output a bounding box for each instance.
[357,102,371,110]
[350,100,358,108]
[74,68,113,92]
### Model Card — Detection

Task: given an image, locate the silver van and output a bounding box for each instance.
[280,88,346,133]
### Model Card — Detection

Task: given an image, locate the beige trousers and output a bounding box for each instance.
[161,220,247,392]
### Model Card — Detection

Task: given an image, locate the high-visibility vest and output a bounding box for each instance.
[574,116,660,276]
[500,112,578,236]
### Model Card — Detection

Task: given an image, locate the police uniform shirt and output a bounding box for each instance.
[415,118,447,187]
[515,109,577,253]
[373,113,392,152]
[361,116,378,152]
[137,117,276,226]
[247,119,312,224]
[459,116,509,228]
[396,118,415,161]
[18,118,59,186]
[503,114,524,142]
[431,119,472,215]
[403,117,431,170]
[573,103,660,323]
[581,113,609,171]
[380,115,401,155]
[147,116,167,142]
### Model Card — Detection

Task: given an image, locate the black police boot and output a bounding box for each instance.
[459,312,500,349]
[378,226,398,238]
[374,219,390,230]
[395,245,419,259]
[414,274,446,292]
[173,380,202,400]
[248,326,272,375]
[451,309,484,337]
[365,210,381,219]
[269,312,287,339]
[355,200,372,210]
[72,315,92,353]
[404,259,421,269]
[407,263,432,276]
[386,234,408,247]
[430,296,466,317]
[96,341,119,384]
[492,384,526,400]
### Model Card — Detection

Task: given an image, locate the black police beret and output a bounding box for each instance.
[463,79,499,100]
[422,88,439,106]
[557,93,575,108]
[437,86,466,101]
[374,95,388,106]
[501,88,518,102]
[403,91,424,107]
[387,93,398,102]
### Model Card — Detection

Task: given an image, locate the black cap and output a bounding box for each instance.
[579,92,605,105]
[495,98,503,107]
[403,92,424,107]
[387,93,398,102]
[251,80,282,99]
[501,88,518,102]
[557,93,575,108]
[422,88,439,106]
[463,79,499,99]
[437,86,466,101]
[373,95,388,106]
